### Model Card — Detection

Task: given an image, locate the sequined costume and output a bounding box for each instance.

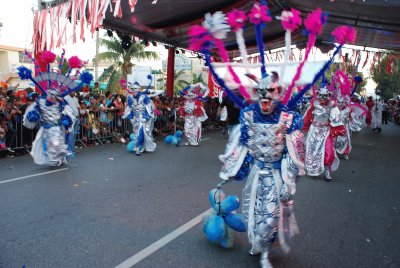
[23,93,76,166]
[221,103,304,249]
[18,51,92,166]
[122,86,157,155]
[178,83,209,146]
[303,87,346,180]
[335,97,363,158]
[217,72,305,268]
[371,100,383,131]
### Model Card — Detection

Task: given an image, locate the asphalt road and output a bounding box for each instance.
[0,125,399,268]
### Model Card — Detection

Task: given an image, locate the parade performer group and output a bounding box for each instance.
[17,2,372,268]
[18,51,93,166]
[187,2,362,267]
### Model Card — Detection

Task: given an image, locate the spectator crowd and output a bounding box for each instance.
[0,81,223,158]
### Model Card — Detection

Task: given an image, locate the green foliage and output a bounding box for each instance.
[371,55,400,99]
[192,73,204,84]
[97,37,159,93]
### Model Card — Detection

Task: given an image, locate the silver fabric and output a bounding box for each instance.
[250,168,279,252]
[305,100,342,176]
[371,102,382,129]
[335,107,351,155]
[31,98,69,166]
[38,98,62,125]
[184,115,201,146]
[246,121,286,163]
[42,126,69,166]
[183,100,202,146]
[305,124,329,176]
[123,94,156,153]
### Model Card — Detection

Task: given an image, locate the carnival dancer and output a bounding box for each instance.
[218,72,305,266]
[178,83,208,146]
[18,51,93,166]
[121,78,161,155]
[371,98,383,132]
[332,70,363,160]
[189,3,356,266]
[303,85,346,180]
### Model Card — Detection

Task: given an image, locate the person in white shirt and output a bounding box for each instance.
[64,92,80,152]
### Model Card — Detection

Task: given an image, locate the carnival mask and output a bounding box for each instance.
[46,89,62,104]
[317,87,330,104]
[246,72,281,114]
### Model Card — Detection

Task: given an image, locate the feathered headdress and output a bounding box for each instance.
[17,50,93,97]
[179,83,209,101]
[120,75,153,95]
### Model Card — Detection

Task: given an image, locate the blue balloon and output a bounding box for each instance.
[164,135,173,144]
[170,136,178,145]
[209,188,225,212]
[130,133,135,141]
[219,228,234,248]
[205,215,226,243]
[224,214,247,232]
[175,130,183,137]
[221,195,240,214]
[127,141,135,152]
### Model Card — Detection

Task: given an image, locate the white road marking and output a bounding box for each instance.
[0,168,69,185]
[114,208,212,268]
[201,138,211,141]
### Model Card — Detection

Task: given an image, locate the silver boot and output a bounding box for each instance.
[325,169,332,181]
[260,251,273,268]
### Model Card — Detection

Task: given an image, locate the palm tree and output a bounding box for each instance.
[174,70,190,93]
[156,70,190,95]
[192,73,205,84]
[98,37,159,93]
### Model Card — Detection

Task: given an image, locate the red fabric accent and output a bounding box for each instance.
[193,104,204,117]
[302,101,314,132]
[366,100,374,110]
[330,125,346,137]
[366,111,372,126]
[324,134,335,166]
[178,106,186,117]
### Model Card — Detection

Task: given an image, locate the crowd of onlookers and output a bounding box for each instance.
[0,81,222,157]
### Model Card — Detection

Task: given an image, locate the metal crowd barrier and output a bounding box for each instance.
[1,106,223,156]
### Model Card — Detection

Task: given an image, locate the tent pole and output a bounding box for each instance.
[166,47,175,98]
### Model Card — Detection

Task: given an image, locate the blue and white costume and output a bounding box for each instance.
[121,80,162,155]
[18,51,93,166]
[23,92,76,166]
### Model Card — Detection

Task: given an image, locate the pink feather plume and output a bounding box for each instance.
[41,51,57,65]
[333,70,351,96]
[68,56,83,69]
[188,25,213,52]
[331,26,357,45]
[227,9,247,31]
[304,8,326,36]
[249,2,272,25]
[281,8,302,32]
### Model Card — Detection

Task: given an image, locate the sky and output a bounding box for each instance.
[0,0,377,95]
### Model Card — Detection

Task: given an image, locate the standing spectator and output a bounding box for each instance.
[113,94,126,134]
[381,99,389,124]
[0,81,9,99]
[92,82,101,97]
[64,92,80,152]
[366,96,374,127]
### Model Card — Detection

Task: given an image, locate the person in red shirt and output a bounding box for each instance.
[365,96,374,127]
